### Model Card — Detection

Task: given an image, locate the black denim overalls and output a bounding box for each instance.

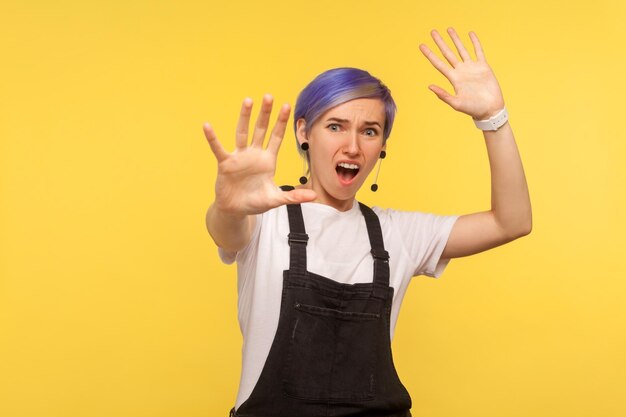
[231,191,412,417]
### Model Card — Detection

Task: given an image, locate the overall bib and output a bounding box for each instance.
[231,194,412,417]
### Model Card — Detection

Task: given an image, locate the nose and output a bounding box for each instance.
[343,130,360,155]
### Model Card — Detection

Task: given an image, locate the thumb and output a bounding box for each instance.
[428,84,459,109]
[282,189,317,204]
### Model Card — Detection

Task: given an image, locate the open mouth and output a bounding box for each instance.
[336,162,360,184]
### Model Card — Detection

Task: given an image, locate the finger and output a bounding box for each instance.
[469,31,486,62]
[428,84,460,110]
[236,98,253,150]
[203,123,229,162]
[266,103,291,155]
[447,27,472,61]
[251,94,273,148]
[419,43,452,79]
[431,29,460,67]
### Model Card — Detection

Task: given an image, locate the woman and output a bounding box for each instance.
[204,28,531,417]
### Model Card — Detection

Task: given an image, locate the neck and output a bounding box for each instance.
[315,195,355,212]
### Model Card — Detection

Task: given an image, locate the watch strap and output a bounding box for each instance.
[473,107,508,131]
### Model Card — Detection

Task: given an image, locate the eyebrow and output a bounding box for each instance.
[325,117,382,129]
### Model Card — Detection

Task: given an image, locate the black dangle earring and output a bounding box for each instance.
[299,142,309,185]
[370,150,386,192]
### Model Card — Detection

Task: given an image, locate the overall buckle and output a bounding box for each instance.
[288,232,309,246]
[371,248,390,263]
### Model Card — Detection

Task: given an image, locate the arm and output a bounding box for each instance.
[441,122,531,259]
[205,205,255,254]
[419,28,532,259]
[203,95,316,253]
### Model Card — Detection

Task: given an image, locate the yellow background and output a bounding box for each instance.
[1,0,625,416]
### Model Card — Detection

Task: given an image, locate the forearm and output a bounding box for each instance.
[205,203,255,253]
[483,121,532,236]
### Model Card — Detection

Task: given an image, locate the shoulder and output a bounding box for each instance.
[372,205,444,224]
[370,205,460,278]
[371,205,459,241]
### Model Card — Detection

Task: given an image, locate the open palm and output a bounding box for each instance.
[419,28,505,120]
[203,95,316,217]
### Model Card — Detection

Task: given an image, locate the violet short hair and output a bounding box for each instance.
[293,67,397,156]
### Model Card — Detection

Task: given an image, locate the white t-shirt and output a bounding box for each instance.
[219,200,459,409]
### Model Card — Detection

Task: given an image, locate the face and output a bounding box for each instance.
[296,98,386,211]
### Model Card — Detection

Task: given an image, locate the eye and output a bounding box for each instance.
[327,123,341,132]
[364,128,378,137]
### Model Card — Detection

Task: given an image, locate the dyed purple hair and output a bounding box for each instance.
[293,67,397,155]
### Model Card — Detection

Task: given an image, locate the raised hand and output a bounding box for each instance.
[419,28,505,120]
[203,94,316,217]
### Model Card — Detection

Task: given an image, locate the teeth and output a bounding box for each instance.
[338,162,359,170]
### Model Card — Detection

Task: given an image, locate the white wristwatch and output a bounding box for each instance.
[473,107,508,131]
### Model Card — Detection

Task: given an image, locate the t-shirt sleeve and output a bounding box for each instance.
[385,209,459,278]
[217,214,262,265]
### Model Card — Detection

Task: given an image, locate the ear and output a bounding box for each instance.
[295,118,308,145]
[381,141,387,153]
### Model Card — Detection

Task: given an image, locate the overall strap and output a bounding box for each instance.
[281,186,308,276]
[358,202,390,298]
